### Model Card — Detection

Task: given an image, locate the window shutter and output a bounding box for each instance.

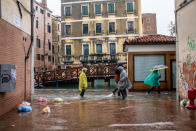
[134,55,166,81]
[127,2,133,13]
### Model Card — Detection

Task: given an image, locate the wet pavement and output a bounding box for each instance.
[0,89,196,131]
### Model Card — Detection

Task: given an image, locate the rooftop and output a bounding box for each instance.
[124,35,176,45]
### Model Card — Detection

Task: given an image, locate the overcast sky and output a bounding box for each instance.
[37,0,175,35]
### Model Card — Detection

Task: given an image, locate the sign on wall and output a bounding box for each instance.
[0,64,16,92]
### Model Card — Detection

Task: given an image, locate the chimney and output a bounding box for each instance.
[42,0,47,7]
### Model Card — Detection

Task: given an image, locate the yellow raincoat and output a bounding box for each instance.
[79,71,87,91]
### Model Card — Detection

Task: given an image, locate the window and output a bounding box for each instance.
[134,55,166,82]
[81,5,88,16]
[127,2,134,13]
[83,44,89,56]
[36,37,40,48]
[58,35,60,41]
[47,23,51,33]
[48,40,51,50]
[47,13,50,17]
[127,21,134,33]
[48,55,51,62]
[58,24,60,31]
[96,44,102,54]
[109,22,115,33]
[82,24,89,35]
[147,26,151,31]
[109,43,116,55]
[52,45,54,54]
[65,44,72,55]
[65,25,71,35]
[41,55,44,61]
[36,54,40,60]
[36,18,39,29]
[107,3,115,14]
[35,6,38,11]
[64,6,71,17]
[58,45,60,53]
[95,4,101,15]
[96,23,102,34]
[52,56,54,63]
[40,8,44,14]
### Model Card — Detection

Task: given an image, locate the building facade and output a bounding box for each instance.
[34,0,54,72]
[142,13,157,35]
[0,0,32,116]
[52,15,62,69]
[61,0,142,66]
[125,35,176,91]
[176,0,196,100]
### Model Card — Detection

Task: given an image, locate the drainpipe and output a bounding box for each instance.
[24,0,34,100]
[43,2,46,71]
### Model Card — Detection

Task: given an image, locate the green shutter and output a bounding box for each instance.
[83,44,89,56]
[96,44,102,54]
[108,3,114,13]
[110,43,116,55]
[95,4,101,15]
[66,45,71,55]
[82,6,88,15]
[127,2,133,13]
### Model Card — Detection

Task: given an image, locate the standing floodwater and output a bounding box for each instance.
[0,90,196,131]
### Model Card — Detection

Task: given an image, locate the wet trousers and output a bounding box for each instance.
[80,89,86,97]
[147,86,160,94]
[120,88,127,100]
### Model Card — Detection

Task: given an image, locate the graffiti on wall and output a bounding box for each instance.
[179,36,196,91]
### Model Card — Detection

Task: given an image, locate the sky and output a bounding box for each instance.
[37,0,175,35]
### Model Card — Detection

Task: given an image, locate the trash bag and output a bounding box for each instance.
[22,101,31,106]
[42,106,51,114]
[54,98,63,102]
[18,105,32,112]
[37,97,48,102]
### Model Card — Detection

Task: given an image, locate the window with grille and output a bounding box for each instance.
[95,4,101,15]
[96,23,102,34]
[82,5,88,16]
[109,22,115,33]
[82,24,88,34]
[108,3,115,14]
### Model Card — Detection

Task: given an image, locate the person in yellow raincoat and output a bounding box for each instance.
[79,68,88,97]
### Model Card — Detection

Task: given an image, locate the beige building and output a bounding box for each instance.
[176,0,196,100]
[142,13,157,35]
[52,15,61,69]
[34,0,54,72]
[61,0,143,65]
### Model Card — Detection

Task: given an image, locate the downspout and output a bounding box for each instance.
[24,0,34,100]
[175,1,179,103]
[43,4,46,71]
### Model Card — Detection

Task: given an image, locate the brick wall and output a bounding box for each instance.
[0,18,32,116]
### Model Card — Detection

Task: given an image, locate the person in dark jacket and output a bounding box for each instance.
[113,63,123,96]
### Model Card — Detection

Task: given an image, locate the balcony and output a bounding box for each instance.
[63,55,74,64]
[80,53,127,64]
